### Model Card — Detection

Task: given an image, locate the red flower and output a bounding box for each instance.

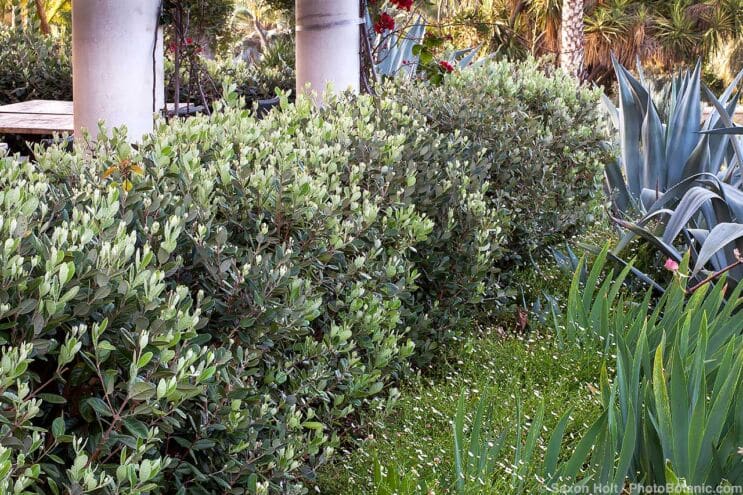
[439,60,455,73]
[391,0,413,11]
[374,12,395,34]
[185,37,194,45]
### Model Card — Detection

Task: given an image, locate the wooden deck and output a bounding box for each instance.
[0,100,73,135]
[0,100,204,136]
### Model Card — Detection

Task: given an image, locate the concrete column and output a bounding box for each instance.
[295,0,360,103]
[73,0,164,142]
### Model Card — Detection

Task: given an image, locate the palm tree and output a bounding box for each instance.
[580,0,741,82]
[528,0,561,58]
[1,0,70,33]
[560,0,584,78]
[33,0,50,33]
[422,0,741,85]
[233,0,281,51]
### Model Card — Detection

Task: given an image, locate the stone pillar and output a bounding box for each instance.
[73,0,164,142]
[295,0,360,103]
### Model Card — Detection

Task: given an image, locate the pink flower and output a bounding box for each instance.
[664,258,679,272]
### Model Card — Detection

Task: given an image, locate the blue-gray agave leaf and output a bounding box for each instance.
[666,61,702,187]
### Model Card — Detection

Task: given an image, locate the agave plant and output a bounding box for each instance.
[605,58,743,286]
[442,44,487,70]
[604,57,743,214]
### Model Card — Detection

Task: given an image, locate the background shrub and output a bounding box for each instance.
[0,26,72,104]
[168,51,295,107]
[315,93,510,364]
[163,0,236,52]
[0,60,607,493]
[0,25,293,110]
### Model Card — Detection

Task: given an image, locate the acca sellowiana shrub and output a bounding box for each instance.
[0,89,495,493]
[276,92,510,363]
[0,141,223,494]
[0,60,605,494]
[390,58,609,270]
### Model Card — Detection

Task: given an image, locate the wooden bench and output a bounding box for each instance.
[0,100,204,136]
[0,100,74,135]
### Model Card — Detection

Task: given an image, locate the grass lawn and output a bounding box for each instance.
[317,330,606,494]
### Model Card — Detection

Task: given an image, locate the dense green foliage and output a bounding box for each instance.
[164,0,236,40]
[208,36,295,103]
[163,0,238,59]
[0,62,606,493]
[544,250,743,490]
[261,0,293,17]
[391,60,608,267]
[0,26,71,104]
[167,52,295,108]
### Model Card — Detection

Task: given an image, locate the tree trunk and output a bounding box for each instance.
[560,0,585,80]
[253,17,269,52]
[295,0,360,104]
[34,0,51,34]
